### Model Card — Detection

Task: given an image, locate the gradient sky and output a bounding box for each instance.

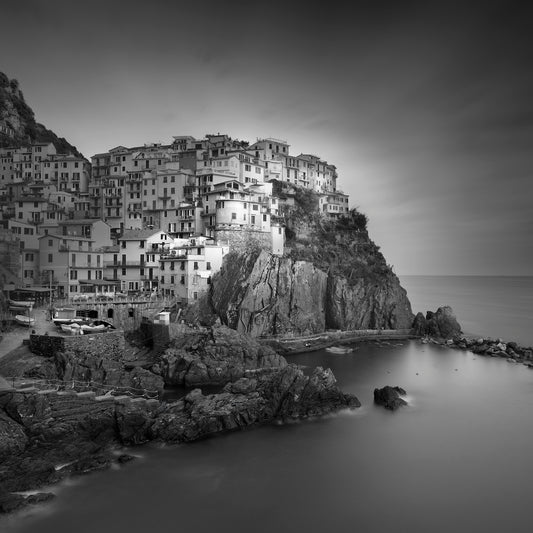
[1,0,532,275]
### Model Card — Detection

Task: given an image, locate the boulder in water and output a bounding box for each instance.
[374,386,408,411]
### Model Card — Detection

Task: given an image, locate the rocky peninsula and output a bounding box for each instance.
[0,324,360,513]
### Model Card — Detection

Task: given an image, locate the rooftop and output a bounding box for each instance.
[120,228,165,240]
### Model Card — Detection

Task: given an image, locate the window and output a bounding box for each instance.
[48,239,53,246]
[193,262,198,270]
[231,212,237,220]
[206,262,211,270]
[180,275,185,285]
[122,268,126,275]
[48,253,53,263]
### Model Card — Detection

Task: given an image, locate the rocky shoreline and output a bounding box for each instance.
[421,335,533,366]
[0,325,360,515]
[3,304,530,516]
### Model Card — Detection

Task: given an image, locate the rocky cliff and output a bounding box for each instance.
[0,72,83,156]
[156,325,286,386]
[208,195,414,336]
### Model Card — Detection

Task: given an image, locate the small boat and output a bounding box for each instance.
[14,315,35,327]
[9,306,30,313]
[92,319,115,329]
[10,299,33,308]
[325,346,354,354]
[80,323,106,333]
[53,317,85,327]
[61,323,83,335]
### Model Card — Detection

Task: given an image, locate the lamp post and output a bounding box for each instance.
[48,269,53,308]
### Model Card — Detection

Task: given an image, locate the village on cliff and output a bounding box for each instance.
[0,133,349,302]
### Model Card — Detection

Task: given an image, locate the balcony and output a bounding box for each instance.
[117,260,146,267]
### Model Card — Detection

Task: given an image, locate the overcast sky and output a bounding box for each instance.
[2,0,532,275]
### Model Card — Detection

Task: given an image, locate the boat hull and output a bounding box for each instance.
[14,315,35,327]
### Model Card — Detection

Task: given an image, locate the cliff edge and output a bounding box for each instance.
[208,186,414,336]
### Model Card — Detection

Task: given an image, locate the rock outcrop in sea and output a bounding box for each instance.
[374,386,408,410]
[0,362,359,512]
[411,306,462,339]
[0,323,360,513]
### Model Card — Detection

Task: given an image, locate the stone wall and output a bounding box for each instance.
[152,323,170,354]
[30,330,125,359]
[215,228,271,254]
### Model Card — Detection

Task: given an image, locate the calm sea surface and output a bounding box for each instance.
[400,275,533,347]
[3,276,533,533]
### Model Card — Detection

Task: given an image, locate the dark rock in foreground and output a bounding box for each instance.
[374,386,408,410]
[0,363,359,514]
[156,325,286,386]
[411,306,462,339]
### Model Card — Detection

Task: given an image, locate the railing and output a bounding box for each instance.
[5,376,160,400]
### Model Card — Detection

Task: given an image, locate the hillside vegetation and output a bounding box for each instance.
[0,72,83,156]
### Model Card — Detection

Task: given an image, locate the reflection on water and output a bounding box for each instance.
[4,341,533,533]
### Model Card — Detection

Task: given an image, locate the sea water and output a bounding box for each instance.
[3,277,533,533]
[400,275,533,347]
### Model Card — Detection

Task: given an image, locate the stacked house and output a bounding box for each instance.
[0,133,350,303]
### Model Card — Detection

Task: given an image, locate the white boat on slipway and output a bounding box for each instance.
[9,299,33,308]
[14,315,35,327]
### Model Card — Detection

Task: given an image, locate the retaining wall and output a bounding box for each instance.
[30,330,125,359]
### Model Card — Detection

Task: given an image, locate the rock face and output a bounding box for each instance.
[150,364,361,443]
[374,386,407,410]
[0,363,359,512]
[210,250,413,337]
[157,325,286,386]
[0,72,83,155]
[411,307,462,339]
[6,332,166,395]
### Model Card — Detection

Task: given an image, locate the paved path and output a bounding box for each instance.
[0,308,54,360]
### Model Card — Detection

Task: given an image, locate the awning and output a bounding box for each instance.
[16,287,52,293]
